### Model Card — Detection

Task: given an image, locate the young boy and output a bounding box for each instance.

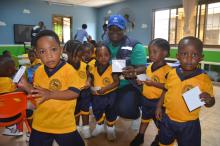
[0,55,23,136]
[19,30,85,146]
[156,36,215,146]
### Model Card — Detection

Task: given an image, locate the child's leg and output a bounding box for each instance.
[80,89,91,126]
[29,129,54,146]
[91,95,106,136]
[55,130,85,146]
[176,119,201,146]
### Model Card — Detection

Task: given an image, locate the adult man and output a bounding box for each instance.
[105,14,147,119]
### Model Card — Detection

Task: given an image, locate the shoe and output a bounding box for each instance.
[26,132,30,142]
[151,135,159,146]
[130,133,144,146]
[2,125,23,136]
[81,125,91,139]
[92,124,105,137]
[106,126,116,141]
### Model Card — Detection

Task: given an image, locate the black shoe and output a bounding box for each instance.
[151,135,159,146]
[130,133,144,146]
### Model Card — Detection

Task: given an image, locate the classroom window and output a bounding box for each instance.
[153,2,220,47]
[52,16,72,43]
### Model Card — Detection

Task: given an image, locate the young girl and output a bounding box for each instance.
[19,30,85,146]
[130,38,172,146]
[90,43,119,141]
[64,40,92,139]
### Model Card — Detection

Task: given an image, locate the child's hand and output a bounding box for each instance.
[200,92,215,107]
[144,80,154,86]
[29,87,51,105]
[136,79,143,85]
[83,81,91,89]
[155,106,163,121]
[17,76,28,88]
[122,66,136,78]
[97,88,105,95]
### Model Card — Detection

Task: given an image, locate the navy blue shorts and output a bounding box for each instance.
[75,88,91,115]
[159,114,201,146]
[29,129,85,146]
[92,91,117,123]
[141,96,159,121]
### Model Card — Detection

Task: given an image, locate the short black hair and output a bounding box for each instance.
[178,36,203,54]
[103,24,107,28]
[95,42,111,56]
[0,55,15,77]
[148,38,170,57]
[82,24,87,29]
[32,30,60,48]
[82,42,94,52]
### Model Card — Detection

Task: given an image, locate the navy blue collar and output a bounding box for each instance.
[95,61,110,76]
[151,63,167,72]
[176,66,204,81]
[44,60,66,77]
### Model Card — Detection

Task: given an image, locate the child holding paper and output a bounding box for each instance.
[90,43,119,141]
[130,38,172,146]
[156,36,215,146]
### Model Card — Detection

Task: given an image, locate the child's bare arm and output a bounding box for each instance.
[155,90,166,120]
[97,74,119,95]
[30,86,79,104]
[144,80,165,89]
[17,76,34,94]
[200,92,215,107]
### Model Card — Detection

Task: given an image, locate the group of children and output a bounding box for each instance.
[0,29,215,146]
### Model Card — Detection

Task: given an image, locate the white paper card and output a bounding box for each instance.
[137,74,150,81]
[112,59,126,73]
[121,46,132,51]
[182,86,205,112]
[13,66,26,83]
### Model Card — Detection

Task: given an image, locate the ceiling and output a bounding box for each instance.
[43,0,125,8]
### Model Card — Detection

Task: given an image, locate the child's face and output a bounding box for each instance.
[28,52,36,64]
[96,47,110,66]
[35,36,62,70]
[81,48,93,63]
[149,45,166,63]
[177,45,203,72]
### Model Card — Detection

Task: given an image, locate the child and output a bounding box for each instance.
[81,42,96,72]
[130,38,172,146]
[27,49,41,83]
[19,30,85,146]
[156,36,215,146]
[64,40,92,139]
[74,24,89,43]
[90,43,119,141]
[0,55,23,136]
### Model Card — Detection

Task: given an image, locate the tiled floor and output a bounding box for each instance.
[0,86,219,146]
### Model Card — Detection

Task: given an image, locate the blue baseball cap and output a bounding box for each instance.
[108,14,127,30]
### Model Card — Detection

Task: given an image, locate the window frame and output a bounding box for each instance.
[52,15,72,44]
[152,1,220,48]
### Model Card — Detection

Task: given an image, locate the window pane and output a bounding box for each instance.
[154,10,169,40]
[204,2,220,45]
[169,9,177,44]
[53,16,63,42]
[176,8,184,43]
[63,17,71,43]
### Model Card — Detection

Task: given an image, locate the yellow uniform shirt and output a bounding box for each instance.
[76,61,87,88]
[90,64,116,95]
[32,61,81,134]
[31,59,41,66]
[0,77,16,94]
[142,63,171,99]
[164,67,214,122]
[87,59,96,73]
